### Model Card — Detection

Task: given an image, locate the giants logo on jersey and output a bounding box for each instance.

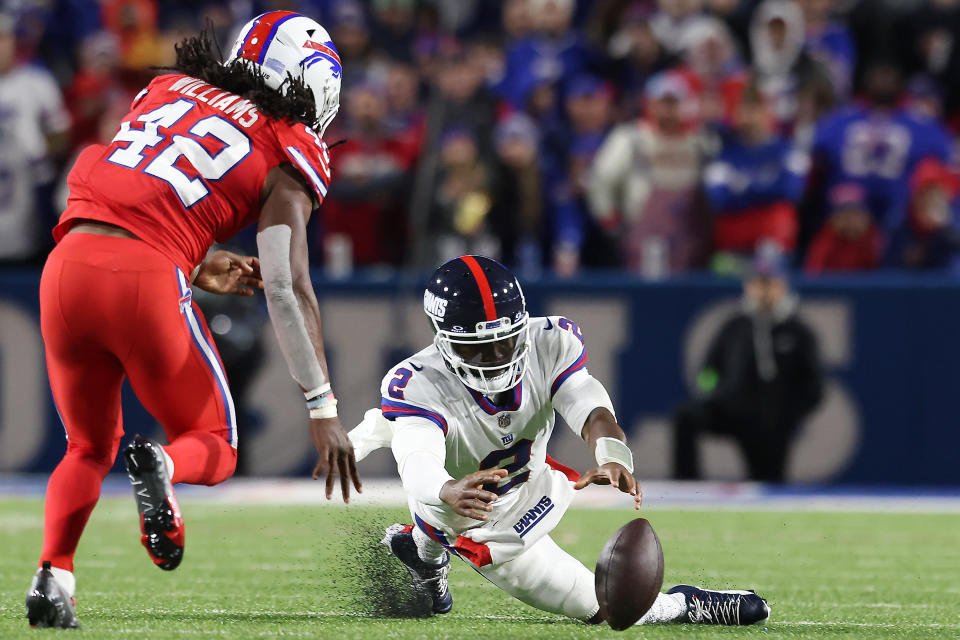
[513,495,554,536]
[424,290,448,319]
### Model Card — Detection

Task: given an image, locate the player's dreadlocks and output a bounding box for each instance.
[169,24,322,131]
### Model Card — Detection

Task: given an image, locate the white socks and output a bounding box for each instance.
[636,592,686,624]
[161,447,175,479]
[412,526,448,565]
[48,567,75,598]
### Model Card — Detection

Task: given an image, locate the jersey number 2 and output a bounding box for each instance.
[106,99,251,208]
[480,438,533,496]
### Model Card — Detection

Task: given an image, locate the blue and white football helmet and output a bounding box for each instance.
[424,256,530,395]
[225,11,341,135]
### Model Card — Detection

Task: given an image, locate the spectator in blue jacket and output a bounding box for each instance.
[501,0,595,109]
[810,60,953,235]
[704,83,809,257]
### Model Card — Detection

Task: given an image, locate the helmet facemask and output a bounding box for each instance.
[433,314,531,395]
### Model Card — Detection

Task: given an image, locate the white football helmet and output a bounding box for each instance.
[225,11,341,135]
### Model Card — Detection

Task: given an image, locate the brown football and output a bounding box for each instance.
[595,518,665,631]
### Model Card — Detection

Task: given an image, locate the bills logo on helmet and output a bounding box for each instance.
[423,290,448,319]
[302,40,342,79]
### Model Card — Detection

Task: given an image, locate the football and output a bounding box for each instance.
[594,518,665,630]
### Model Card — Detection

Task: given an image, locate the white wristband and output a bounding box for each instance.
[309,397,338,419]
[304,383,332,401]
[595,437,634,474]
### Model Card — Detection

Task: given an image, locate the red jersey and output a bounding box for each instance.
[56,74,332,273]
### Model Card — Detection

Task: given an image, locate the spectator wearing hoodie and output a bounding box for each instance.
[588,71,712,274]
[886,158,960,275]
[749,0,835,134]
[678,16,749,126]
[705,83,809,255]
[804,183,884,274]
[674,246,823,482]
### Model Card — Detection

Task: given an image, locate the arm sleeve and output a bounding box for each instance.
[553,370,616,437]
[391,419,452,506]
[544,317,616,436]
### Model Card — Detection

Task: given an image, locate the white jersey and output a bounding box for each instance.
[354,315,615,564]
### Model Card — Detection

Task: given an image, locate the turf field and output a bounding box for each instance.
[1,496,958,639]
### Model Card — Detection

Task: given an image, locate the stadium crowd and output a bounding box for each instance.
[2,0,960,277]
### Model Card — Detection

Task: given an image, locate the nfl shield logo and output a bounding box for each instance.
[497,414,511,429]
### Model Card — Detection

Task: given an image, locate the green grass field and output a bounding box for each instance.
[1,497,958,639]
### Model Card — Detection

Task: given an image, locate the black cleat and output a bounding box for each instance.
[26,561,79,629]
[667,584,771,625]
[382,524,453,614]
[124,435,184,571]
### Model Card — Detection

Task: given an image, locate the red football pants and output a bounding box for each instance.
[39,232,238,570]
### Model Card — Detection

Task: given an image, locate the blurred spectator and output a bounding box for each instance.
[565,75,614,139]
[468,36,508,99]
[501,0,595,108]
[651,0,704,56]
[886,158,960,274]
[429,127,498,263]
[799,0,855,99]
[490,114,544,270]
[905,74,945,121]
[674,247,823,482]
[383,61,425,142]
[0,13,70,264]
[588,71,711,275]
[749,0,834,133]
[435,50,498,156]
[321,81,419,267]
[704,83,809,255]
[64,31,127,152]
[678,15,748,125]
[369,0,416,62]
[502,0,535,43]
[903,0,960,132]
[101,0,169,73]
[607,5,673,118]
[810,60,952,236]
[548,133,612,276]
[804,183,883,274]
[329,1,373,90]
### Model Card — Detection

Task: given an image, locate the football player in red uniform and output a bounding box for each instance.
[26,12,361,629]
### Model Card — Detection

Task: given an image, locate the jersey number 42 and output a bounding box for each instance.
[107,98,250,208]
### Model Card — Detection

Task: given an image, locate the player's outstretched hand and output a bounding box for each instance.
[574,463,642,510]
[310,417,363,503]
[193,250,264,296]
[440,469,508,521]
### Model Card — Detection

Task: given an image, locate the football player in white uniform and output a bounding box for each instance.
[349,255,770,626]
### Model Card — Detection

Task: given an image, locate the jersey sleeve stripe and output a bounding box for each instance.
[550,347,588,397]
[381,399,448,435]
[285,145,329,198]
